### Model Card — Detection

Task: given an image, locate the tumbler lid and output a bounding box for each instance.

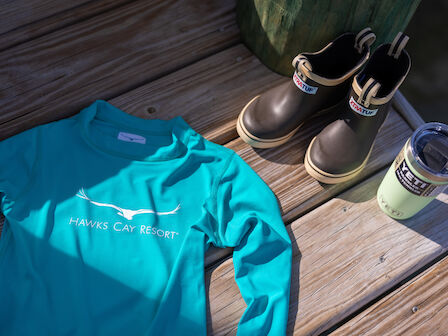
[408,122,448,183]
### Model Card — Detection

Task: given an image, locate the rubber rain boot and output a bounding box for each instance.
[236,28,376,148]
[305,32,412,184]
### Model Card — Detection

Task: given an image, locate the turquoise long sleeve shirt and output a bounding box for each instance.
[0,100,292,335]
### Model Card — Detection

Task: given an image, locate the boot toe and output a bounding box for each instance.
[241,95,285,140]
[307,122,367,177]
[241,96,265,138]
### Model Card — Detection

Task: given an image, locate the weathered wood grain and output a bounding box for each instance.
[109,45,285,145]
[0,0,88,37]
[333,255,448,335]
[1,44,279,144]
[0,0,239,139]
[0,0,134,51]
[206,169,448,335]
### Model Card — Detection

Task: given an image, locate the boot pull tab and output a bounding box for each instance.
[292,55,313,80]
[354,27,376,53]
[358,78,381,107]
[387,32,409,59]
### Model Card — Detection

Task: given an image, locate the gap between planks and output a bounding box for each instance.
[392,90,425,131]
[332,253,448,335]
[0,0,239,138]
[0,0,137,51]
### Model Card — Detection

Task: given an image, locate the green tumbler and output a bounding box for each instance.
[377,122,448,219]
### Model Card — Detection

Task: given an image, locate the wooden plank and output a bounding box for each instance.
[0,0,134,51]
[393,90,425,130]
[0,0,239,140]
[109,45,284,145]
[1,45,273,144]
[206,169,448,335]
[0,0,88,37]
[333,256,448,335]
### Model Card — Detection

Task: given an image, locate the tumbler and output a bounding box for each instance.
[377,122,448,219]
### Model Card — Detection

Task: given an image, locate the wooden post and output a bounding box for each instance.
[237,0,421,76]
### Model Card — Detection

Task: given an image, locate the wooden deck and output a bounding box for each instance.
[1,1,446,334]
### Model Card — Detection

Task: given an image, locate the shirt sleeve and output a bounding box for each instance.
[0,128,39,206]
[208,151,292,335]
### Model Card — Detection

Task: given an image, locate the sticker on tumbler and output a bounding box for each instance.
[349,96,378,116]
[394,149,448,197]
[293,72,318,95]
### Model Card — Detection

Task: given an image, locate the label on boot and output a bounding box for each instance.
[349,96,378,116]
[394,147,448,197]
[293,72,318,95]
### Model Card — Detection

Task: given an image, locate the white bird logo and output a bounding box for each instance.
[76,188,180,220]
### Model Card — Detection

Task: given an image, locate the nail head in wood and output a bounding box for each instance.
[146,106,156,114]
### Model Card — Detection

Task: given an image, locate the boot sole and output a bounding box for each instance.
[304,136,373,184]
[236,95,303,148]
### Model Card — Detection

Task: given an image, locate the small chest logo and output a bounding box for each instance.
[293,72,318,95]
[349,96,378,117]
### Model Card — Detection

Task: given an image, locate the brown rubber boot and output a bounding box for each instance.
[237,28,376,148]
[305,32,411,184]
